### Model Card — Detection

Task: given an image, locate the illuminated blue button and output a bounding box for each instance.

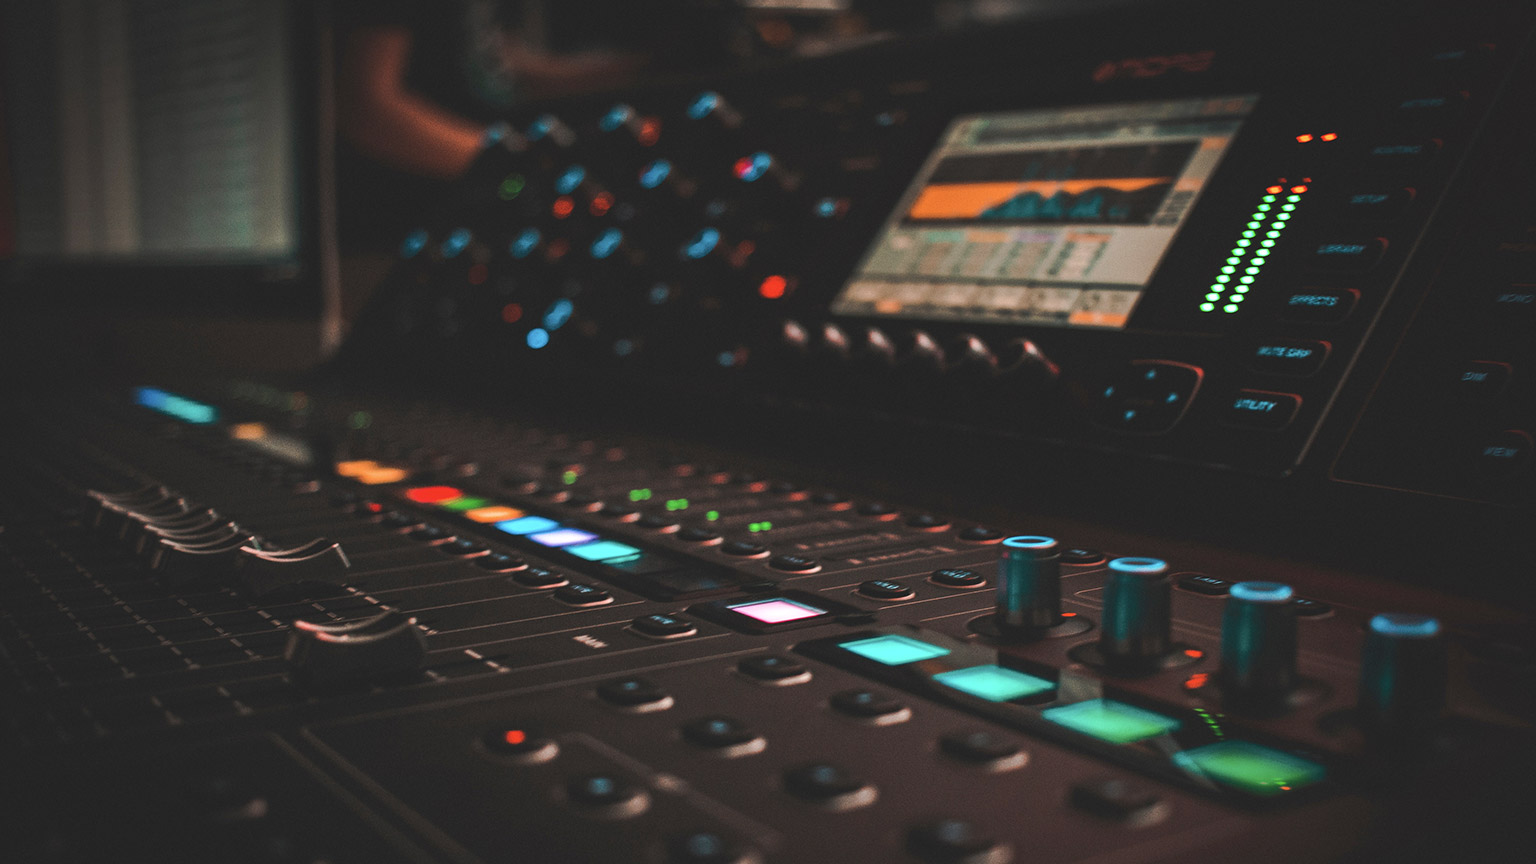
[134,388,217,425]
[399,229,429,258]
[840,635,950,666]
[1370,613,1440,639]
[1172,740,1325,796]
[526,328,551,349]
[527,115,555,140]
[687,91,721,120]
[566,540,643,562]
[481,122,510,145]
[1041,699,1181,744]
[440,228,472,258]
[529,528,599,548]
[543,299,575,330]
[638,159,672,189]
[683,228,720,260]
[600,104,633,132]
[555,166,586,195]
[737,152,772,182]
[1230,582,1293,604]
[590,229,623,260]
[495,516,561,535]
[814,197,839,218]
[934,665,1052,702]
[510,228,541,259]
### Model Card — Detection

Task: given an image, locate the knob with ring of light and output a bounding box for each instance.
[969,535,1092,641]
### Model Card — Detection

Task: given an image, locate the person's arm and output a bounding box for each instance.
[337,27,486,180]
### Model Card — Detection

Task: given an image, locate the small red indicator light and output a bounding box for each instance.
[638,118,661,146]
[1183,648,1204,659]
[1320,133,1338,141]
[1295,134,1314,143]
[1290,185,1308,194]
[552,197,575,218]
[405,485,463,504]
[758,275,788,299]
[468,264,488,285]
[501,303,523,324]
[733,157,754,179]
[1266,185,1284,194]
[1061,612,1078,618]
[589,193,614,216]
[1183,672,1210,691]
[503,729,527,746]
[362,501,384,514]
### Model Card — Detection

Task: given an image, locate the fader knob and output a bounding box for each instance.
[997,338,1060,390]
[1359,613,1446,743]
[1099,557,1172,670]
[284,610,426,688]
[1219,582,1298,711]
[996,535,1062,636]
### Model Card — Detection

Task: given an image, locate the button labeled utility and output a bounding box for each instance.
[1220,390,1301,430]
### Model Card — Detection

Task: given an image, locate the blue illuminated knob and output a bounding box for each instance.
[1359,613,1446,742]
[1100,557,1171,668]
[996,536,1061,634]
[1219,582,1298,709]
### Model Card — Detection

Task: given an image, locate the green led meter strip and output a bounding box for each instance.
[1202,181,1309,313]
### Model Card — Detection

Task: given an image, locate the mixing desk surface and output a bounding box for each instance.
[4,1,1536,862]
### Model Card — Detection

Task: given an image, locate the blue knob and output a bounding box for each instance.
[1219,581,1297,710]
[1359,613,1445,742]
[1100,557,1171,667]
[996,536,1060,633]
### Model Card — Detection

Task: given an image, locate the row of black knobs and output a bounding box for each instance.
[994,536,1446,742]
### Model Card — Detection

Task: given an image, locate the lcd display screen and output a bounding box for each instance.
[834,95,1258,330]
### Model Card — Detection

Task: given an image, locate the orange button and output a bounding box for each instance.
[465,506,525,523]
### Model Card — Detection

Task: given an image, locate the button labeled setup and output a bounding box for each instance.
[1339,188,1414,221]
[1220,390,1301,430]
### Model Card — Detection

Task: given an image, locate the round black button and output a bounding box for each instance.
[957,526,1004,543]
[678,527,722,544]
[1060,547,1107,566]
[830,689,909,722]
[768,481,804,495]
[380,511,424,532]
[1069,777,1166,825]
[810,492,852,508]
[769,554,820,573]
[855,502,898,519]
[938,730,1025,769]
[598,676,672,708]
[514,566,568,589]
[482,726,557,762]
[638,514,680,532]
[905,513,951,531]
[859,579,914,600]
[563,495,602,512]
[782,763,871,804]
[1177,573,1230,596]
[738,654,809,682]
[681,716,760,750]
[554,583,612,606]
[631,613,697,638]
[476,552,527,572]
[665,831,749,864]
[931,568,985,588]
[441,537,488,557]
[599,503,639,521]
[721,541,768,558]
[905,819,1004,864]
[567,773,642,809]
[1292,597,1333,617]
[530,483,569,501]
[408,524,454,544]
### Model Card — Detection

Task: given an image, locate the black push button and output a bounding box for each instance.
[1250,339,1330,377]
[810,492,852,509]
[1449,361,1511,402]
[1364,139,1441,170]
[678,527,722,545]
[637,514,681,532]
[665,831,751,864]
[1393,92,1469,126]
[738,654,810,684]
[631,613,697,639]
[514,566,568,589]
[1306,238,1386,271]
[566,774,646,815]
[481,727,558,763]
[905,819,1007,864]
[769,480,806,496]
[598,676,673,709]
[1280,289,1358,323]
[721,541,769,558]
[1178,574,1232,596]
[379,511,424,533]
[562,495,603,512]
[1292,597,1333,618]
[1059,548,1107,566]
[830,689,910,723]
[782,763,875,809]
[859,579,914,600]
[906,513,951,532]
[476,552,527,572]
[1473,429,1533,478]
[930,568,985,588]
[681,716,764,755]
[938,730,1027,771]
[855,501,899,519]
[957,526,1004,543]
[1070,778,1168,826]
[1340,188,1415,221]
[769,554,821,573]
[1220,390,1301,430]
[440,537,487,557]
[1484,285,1536,323]
[599,503,639,521]
[554,583,613,606]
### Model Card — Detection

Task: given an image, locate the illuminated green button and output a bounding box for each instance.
[934,665,1052,702]
[1041,700,1181,744]
[440,496,489,512]
[1172,741,1325,796]
[566,540,643,562]
[840,635,950,666]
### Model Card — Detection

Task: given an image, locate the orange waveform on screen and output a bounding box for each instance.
[907,178,1172,220]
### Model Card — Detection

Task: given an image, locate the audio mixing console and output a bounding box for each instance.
[4,1,1536,862]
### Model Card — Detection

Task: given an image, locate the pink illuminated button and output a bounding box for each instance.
[727,598,827,624]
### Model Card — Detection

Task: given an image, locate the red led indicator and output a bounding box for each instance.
[1060,612,1078,618]
[589,193,614,216]
[552,197,575,218]
[501,303,524,324]
[638,118,661,146]
[467,264,488,285]
[732,157,754,180]
[758,275,788,299]
[1183,648,1204,659]
[1320,132,1338,141]
[1183,672,1210,691]
[362,501,384,514]
[405,485,463,504]
[502,729,527,746]
[1290,185,1308,194]
[1295,134,1314,143]
[1266,185,1284,194]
